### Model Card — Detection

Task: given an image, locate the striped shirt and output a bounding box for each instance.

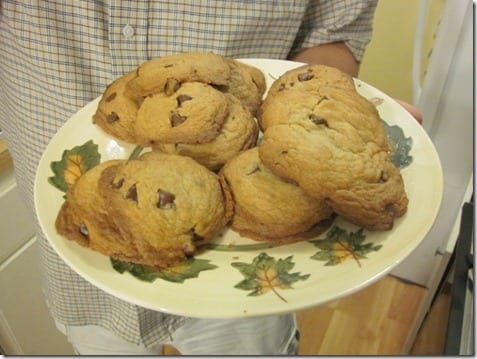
[0,0,377,347]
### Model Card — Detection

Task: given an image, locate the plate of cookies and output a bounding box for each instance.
[34,52,443,318]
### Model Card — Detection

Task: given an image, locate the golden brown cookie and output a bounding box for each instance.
[258,86,390,151]
[134,82,230,146]
[216,58,266,116]
[258,63,408,231]
[99,151,233,268]
[258,120,408,231]
[267,64,356,99]
[55,160,143,263]
[125,52,231,99]
[220,147,334,243]
[153,94,259,171]
[240,61,267,98]
[92,70,141,143]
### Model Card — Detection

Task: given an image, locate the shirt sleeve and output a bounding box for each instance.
[290,0,378,62]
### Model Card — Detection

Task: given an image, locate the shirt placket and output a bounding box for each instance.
[108,1,149,78]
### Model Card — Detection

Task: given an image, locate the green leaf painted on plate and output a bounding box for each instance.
[231,252,310,302]
[309,226,382,267]
[206,242,279,252]
[48,140,101,192]
[110,257,218,283]
[129,145,144,160]
[381,119,413,169]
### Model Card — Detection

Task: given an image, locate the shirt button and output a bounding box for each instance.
[122,24,135,38]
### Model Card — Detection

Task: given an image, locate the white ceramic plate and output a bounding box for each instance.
[34,59,443,319]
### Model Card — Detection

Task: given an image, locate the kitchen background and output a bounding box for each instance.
[0,0,472,354]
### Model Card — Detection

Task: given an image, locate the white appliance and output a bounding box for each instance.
[389,0,473,352]
[391,0,473,289]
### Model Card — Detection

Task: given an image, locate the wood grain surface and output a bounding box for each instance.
[163,275,449,355]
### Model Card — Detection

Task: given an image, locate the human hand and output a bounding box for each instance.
[394,99,423,124]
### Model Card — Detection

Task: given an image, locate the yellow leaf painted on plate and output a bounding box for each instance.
[48,140,101,192]
[64,154,87,187]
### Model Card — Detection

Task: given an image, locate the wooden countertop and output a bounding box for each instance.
[0,140,13,174]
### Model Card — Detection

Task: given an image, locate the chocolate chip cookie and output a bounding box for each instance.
[99,151,233,268]
[220,147,334,243]
[125,51,232,99]
[259,64,408,230]
[93,70,141,143]
[55,160,144,263]
[134,82,230,146]
[258,85,390,151]
[153,94,259,171]
[216,58,266,116]
[258,112,407,231]
[267,64,356,99]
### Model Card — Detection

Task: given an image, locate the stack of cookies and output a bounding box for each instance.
[93,52,263,171]
[56,151,233,268]
[257,64,408,231]
[55,52,408,268]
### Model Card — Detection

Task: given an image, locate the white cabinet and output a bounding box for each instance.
[0,238,74,355]
[0,154,74,355]
[0,177,35,263]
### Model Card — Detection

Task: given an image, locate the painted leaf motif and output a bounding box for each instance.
[381,119,413,169]
[368,98,413,169]
[207,242,278,252]
[309,226,382,267]
[48,140,101,192]
[129,145,144,161]
[231,252,310,302]
[110,257,218,283]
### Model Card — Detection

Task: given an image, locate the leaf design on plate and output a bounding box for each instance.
[207,242,279,252]
[110,257,218,283]
[129,145,144,160]
[231,252,310,302]
[381,119,413,169]
[309,226,382,267]
[48,140,101,192]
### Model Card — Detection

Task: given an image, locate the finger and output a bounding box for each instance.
[394,99,423,125]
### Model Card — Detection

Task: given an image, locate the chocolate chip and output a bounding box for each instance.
[385,203,396,215]
[112,178,124,189]
[192,232,204,242]
[177,94,192,107]
[309,114,328,127]
[125,184,138,202]
[157,189,176,209]
[170,111,187,127]
[298,72,314,81]
[79,222,89,237]
[278,83,286,91]
[164,64,174,68]
[106,92,117,102]
[107,112,120,123]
